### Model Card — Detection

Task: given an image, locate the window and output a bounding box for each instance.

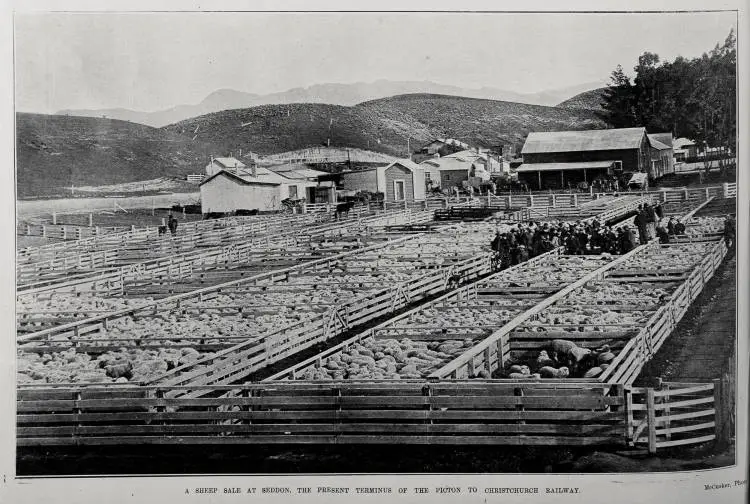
[288,185,298,199]
[613,161,623,172]
[393,180,406,201]
[425,172,431,180]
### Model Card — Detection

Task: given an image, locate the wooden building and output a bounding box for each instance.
[200,166,331,214]
[647,133,675,178]
[518,127,653,190]
[339,160,426,202]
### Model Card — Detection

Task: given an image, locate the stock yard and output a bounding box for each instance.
[15,186,737,474]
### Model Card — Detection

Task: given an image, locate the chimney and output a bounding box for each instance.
[251,163,257,178]
[209,155,214,175]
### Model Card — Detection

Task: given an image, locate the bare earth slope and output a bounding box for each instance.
[16,113,217,198]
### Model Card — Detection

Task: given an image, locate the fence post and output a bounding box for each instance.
[713,377,730,448]
[52,211,57,225]
[573,193,578,207]
[683,188,689,201]
[722,182,729,198]
[661,190,667,203]
[646,388,657,454]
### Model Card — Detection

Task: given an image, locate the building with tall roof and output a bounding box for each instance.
[339,160,426,202]
[518,127,654,190]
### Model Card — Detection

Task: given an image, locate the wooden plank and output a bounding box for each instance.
[17,434,622,447]
[654,421,715,436]
[654,434,716,448]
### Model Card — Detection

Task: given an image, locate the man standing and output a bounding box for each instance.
[168,214,178,235]
[634,205,648,244]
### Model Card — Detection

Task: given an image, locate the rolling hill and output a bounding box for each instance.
[18,93,607,199]
[16,113,219,198]
[557,87,608,112]
[56,80,607,127]
[163,94,606,158]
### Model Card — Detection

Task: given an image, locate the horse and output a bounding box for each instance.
[335,201,355,220]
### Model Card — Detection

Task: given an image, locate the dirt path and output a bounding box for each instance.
[637,251,736,383]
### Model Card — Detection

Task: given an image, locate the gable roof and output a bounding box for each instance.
[673,137,697,149]
[648,138,671,150]
[421,157,474,172]
[200,170,281,187]
[648,133,673,148]
[521,127,647,155]
[211,157,246,169]
[387,159,424,173]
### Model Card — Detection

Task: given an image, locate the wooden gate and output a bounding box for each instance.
[626,376,732,453]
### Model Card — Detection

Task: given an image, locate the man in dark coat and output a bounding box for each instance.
[634,205,648,244]
[674,219,686,235]
[667,217,677,236]
[656,224,670,244]
[167,214,178,235]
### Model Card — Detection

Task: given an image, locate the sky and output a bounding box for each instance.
[14,11,737,114]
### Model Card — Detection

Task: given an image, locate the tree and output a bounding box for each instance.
[599,65,637,128]
[600,30,736,176]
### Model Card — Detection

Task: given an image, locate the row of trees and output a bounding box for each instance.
[601,30,736,164]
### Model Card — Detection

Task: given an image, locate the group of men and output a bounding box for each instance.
[489,219,641,269]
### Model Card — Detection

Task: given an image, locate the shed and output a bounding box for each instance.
[200,167,324,213]
[339,160,426,202]
[647,133,675,177]
[519,127,652,190]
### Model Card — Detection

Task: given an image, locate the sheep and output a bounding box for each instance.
[539,366,569,379]
[536,350,555,368]
[583,366,603,378]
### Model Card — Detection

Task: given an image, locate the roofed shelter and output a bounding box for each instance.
[519,127,652,190]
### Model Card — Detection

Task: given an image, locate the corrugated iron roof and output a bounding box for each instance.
[515,161,617,173]
[213,157,246,168]
[420,157,472,172]
[648,133,673,148]
[200,170,282,187]
[521,128,646,154]
[649,138,671,150]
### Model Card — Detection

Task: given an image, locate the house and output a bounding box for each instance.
[518,127,653,190]
[200,165,330,213]
[266,164,334,203]
[673,138,699,161]
[413,138,471,163]
[339,160,426,202]
[205,156,248,177]
[647,133,675,178]
[420,153,491,191]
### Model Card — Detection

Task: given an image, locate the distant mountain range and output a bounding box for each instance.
[56,79,607,128]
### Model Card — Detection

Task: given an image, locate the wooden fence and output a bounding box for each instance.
[627,377,733,453]
[142,253,492,395]
[16,381,627,447]
[17,208,430,297]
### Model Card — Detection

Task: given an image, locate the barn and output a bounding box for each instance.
[200,166,325,214]
[518,127,653,190]
[647,133,675,178]
[339,160,426,202]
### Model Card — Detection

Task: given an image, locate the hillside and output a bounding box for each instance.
[57,80,608,128]
[357,94,607,151]
[556,87,608,112]
[163,94,606,159]
[16,113,218,198]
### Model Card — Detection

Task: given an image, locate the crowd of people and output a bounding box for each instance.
[488,201,695,269]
